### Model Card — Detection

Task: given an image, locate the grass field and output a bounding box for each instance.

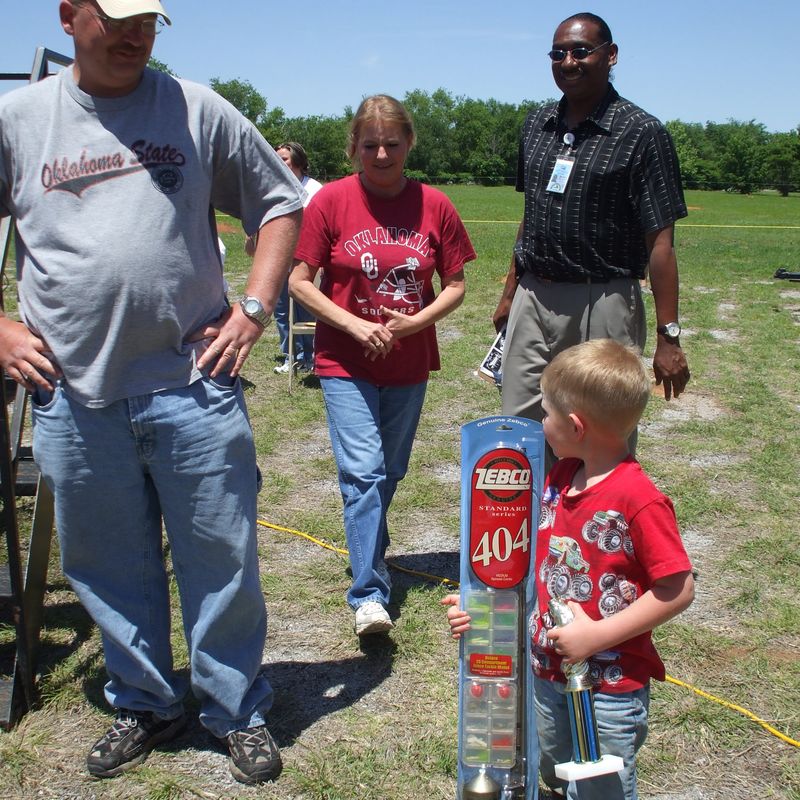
[1,188,799,799]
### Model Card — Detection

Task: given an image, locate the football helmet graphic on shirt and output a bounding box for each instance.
[376,257,424,309]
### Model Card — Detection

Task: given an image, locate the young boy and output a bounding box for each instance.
[444,339,694,800]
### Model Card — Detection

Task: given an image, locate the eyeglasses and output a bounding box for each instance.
[547,42,609,62]
[75,5,165,35]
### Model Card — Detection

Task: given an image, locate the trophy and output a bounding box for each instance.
[548,598,624,781]
[457,417,545,800]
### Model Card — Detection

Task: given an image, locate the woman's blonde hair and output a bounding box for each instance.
[541,339,651,439]
[346,94,416,170]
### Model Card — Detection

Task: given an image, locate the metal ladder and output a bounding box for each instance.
[0,47,71,729]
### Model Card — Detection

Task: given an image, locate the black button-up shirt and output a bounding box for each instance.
[515,85,687,282]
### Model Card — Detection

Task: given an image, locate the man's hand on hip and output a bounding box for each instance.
[187,304,266,379]
[0,316,60,390]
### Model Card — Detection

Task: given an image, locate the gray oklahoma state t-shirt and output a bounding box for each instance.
[0,67,304,407]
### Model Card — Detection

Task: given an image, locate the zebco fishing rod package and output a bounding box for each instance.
[457,416,544,800]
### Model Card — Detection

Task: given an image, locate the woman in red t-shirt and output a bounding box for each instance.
[290,95,476,636]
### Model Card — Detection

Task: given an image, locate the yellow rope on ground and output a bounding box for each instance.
[218,212,800,231]
[257,519,348,556]
[451,218,800,230]
[259,517,799,750]
[257,519,459,586]
[389,562,460,587]
[664,675,800,748]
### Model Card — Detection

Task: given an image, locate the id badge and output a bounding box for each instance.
[546,156,574,194]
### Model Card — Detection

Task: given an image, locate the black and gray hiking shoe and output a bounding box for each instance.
[225,724,283,784]
[86,709,187,778]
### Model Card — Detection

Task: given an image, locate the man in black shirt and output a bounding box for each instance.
[494,12,690,457]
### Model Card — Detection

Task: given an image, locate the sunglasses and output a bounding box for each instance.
[547,42,610,62]
[75,4,164,36]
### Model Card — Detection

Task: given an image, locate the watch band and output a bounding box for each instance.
[657,322,681,340]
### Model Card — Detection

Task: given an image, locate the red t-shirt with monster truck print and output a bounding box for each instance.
[531,456,692,693]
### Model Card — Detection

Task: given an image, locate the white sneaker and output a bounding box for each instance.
[273,361,290,374]
[354,601,393,636]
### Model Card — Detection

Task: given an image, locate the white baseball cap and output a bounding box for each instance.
[95,1,171,24]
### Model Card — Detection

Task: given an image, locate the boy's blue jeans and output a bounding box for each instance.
[534,675,650,800]
[31,376,272,738]
[320,376,426,609]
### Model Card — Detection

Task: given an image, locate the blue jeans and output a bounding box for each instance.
[275,280,313,363]
[534,676,649,800]
[320,377,427,609]
[31,376,272,738]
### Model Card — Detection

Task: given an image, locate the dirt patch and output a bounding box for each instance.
[678,526,741,633]
[640,391,726,435]
[709,328,739,341]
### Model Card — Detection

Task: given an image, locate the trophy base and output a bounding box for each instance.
[461,769,502,799]
[554,754,624,782]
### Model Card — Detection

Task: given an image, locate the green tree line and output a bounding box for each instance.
[153,65,800,195]
[665,119,800,195]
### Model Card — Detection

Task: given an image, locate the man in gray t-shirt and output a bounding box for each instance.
[0,0,303,785]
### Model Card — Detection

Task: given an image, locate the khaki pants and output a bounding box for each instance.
[501,273,645,468]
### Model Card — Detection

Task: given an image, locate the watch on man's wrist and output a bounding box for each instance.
[657,321,681,340]
[239,295,271,327]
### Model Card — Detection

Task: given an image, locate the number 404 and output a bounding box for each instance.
[471,520,530,566]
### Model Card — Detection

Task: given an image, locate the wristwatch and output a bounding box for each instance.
[657,322,681,341]
[239,295,271,327]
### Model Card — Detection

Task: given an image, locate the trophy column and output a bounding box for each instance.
[549,598,624,782]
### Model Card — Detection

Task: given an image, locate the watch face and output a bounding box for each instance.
[664,322,681,338]
[243,298,261,315]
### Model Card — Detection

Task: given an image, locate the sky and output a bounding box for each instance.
[3,1,799,133]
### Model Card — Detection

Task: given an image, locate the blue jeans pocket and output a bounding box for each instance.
[29,380,60,410]
[207,371,238,390]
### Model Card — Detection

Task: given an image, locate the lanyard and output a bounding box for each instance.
[546,131,577,194]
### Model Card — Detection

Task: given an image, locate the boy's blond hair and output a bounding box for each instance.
[541,339,651,440]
